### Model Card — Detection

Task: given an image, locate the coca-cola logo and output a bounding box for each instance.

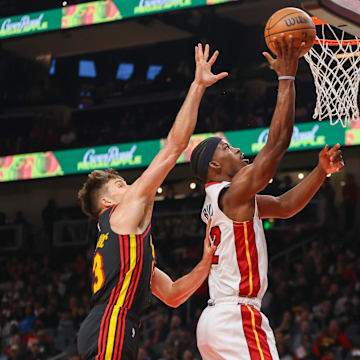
[1,14,45,33]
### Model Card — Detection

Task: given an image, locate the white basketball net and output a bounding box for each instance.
[304,23,360,127]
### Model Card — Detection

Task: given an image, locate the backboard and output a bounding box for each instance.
[302,0,360,36]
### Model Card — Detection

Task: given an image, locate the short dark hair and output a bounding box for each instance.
[190,137,222,182]
[78,169,123,219]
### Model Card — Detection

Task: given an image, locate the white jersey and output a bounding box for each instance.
[201,181,268,303]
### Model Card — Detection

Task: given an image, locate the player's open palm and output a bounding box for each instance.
[318,144,344,174]
[202,218,217,265]
[263,34,305,77]
[194,43,228,88]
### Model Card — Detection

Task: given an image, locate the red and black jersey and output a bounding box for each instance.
[91,206,155,314]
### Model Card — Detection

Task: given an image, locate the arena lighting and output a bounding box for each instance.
[157,187,163,194]
[298,173,305,180]
[116,63,134,80]
[269,178,273,184]
[147,65,163,80]
[263,220,272,230]
[189,182,197,190]
[62,1,68,6]
[49,59,56,75]
[79,60,97,78]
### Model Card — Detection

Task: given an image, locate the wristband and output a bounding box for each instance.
[278,76,295,81]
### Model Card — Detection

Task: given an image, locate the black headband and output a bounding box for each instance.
[196,137,222,181]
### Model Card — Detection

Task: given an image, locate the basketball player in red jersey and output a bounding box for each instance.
[190,35,344,360]
[77,44,227,360]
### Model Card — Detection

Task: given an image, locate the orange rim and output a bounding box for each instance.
[315,39,360,46]
[311,16,360,46]
[312,16,327,25]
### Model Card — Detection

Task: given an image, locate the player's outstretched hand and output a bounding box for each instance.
[318,144,345,174]
[194,43,228,88]
[202,218,217,266]
[262,34,305,77]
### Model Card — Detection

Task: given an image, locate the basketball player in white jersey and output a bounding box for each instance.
[190,35,344,360]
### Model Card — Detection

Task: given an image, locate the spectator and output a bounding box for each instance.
[6,344,22,360]
[19,305,36,332]
[55,310,76,351]
[342,174,358,230]
[26,337,46,360]
[292,320,315,353]
[137,347,151,360]
[314,319,351,359]
[37,304,58,330]
[148,314,169,357]
[182,349,196,360]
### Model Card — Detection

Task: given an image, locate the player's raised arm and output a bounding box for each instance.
[151,219,215,308]
[225,35,304,204]
[257,144,344,219]
[132,44,228,199]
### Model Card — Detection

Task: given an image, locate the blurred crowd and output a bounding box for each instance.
[0,42,316,158]
[0,88,316,157]
[0,254,89,360]
[0,174,358,360]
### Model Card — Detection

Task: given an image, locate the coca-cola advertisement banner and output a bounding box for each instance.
[0,121,357,182]
[0,0,235,39]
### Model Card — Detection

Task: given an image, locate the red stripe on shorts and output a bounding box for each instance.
[117,308,129,359]
[241,305,262,360]
[253,307,272,360]
[241,305,273,360]
[95,286,116,360]
[112,307,126,360]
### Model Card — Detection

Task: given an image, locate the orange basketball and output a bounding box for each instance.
[264,7,316,57]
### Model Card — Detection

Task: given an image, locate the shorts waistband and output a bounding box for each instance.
[208,296,261,310]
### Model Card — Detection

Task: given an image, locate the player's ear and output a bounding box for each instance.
[209,160,221,171]
[100,196,115,208]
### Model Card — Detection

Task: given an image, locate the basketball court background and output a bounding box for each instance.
[0,0,359,359]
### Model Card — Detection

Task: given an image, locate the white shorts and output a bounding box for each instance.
[196,300,279,360]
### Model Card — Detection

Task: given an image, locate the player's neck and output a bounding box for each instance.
[207,174,232,183]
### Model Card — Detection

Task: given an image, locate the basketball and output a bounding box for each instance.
[264,7,316,57]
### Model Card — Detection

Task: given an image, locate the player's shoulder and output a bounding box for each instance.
[205,181,230,191]
[98,206,113,224]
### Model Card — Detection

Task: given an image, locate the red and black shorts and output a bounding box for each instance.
[78,304,140,360]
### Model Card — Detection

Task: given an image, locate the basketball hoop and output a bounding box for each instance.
[304,17,360,127]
